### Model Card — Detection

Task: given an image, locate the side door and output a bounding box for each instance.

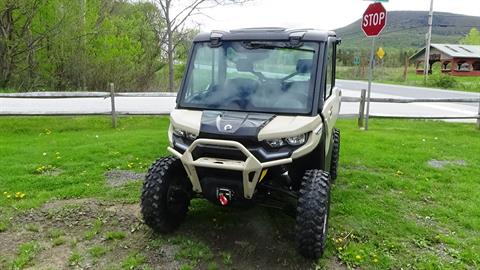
[321,38,341,156]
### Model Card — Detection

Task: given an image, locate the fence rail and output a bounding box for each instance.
[344,89,480,129]
[1,86,479,129]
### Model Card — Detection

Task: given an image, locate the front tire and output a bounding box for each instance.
[330,128,341,182]
[295,169,331,259]
[141,157,192,233]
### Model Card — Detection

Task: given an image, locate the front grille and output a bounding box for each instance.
[192,144,247,161]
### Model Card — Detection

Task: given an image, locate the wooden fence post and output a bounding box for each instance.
[477,97,480,130]
[358,89,367,128]
[110,82,117,128]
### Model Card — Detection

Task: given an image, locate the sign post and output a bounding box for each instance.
[361,2,387,130]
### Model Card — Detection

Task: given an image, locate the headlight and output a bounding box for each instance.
[265,133,308,148]
[185,132,198,140]
[285,133,307,146]
[266,138,285,148]
[173,127,197,140]
[173,128,185,137]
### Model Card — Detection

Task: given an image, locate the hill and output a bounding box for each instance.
[335,11,480,50]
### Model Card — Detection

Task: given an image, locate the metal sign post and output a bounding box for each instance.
[365,37,376,131]
[361,2,387,130]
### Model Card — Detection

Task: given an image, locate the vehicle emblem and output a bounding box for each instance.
[223,124,233,131]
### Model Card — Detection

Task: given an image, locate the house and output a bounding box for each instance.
[410,43,480,76]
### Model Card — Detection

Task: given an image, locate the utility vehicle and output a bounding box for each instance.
[141,28,342,259]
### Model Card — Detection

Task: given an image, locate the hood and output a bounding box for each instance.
[199,111,275,140]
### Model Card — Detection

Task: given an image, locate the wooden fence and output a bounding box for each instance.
[342,89,480,129]
[1,85,479,129]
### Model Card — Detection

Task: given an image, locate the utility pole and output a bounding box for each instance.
[423,0,434,85]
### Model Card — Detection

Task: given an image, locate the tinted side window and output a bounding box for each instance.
[325,41,335,99]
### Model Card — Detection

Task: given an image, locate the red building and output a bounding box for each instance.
[410,43,480,76]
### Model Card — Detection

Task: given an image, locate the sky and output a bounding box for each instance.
[193,0,480,31]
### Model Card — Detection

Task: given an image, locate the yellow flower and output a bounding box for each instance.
[20,193,26,198]
[373,258,379,263]
[355,255,362,260]
[3,192,7,195]
[7,195,11,198]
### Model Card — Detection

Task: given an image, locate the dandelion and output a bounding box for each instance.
[43,152,47,156]
[373,258,379,263]
[7,195,11,198]
[355,255,362,260]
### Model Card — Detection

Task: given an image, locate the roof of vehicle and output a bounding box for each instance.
[193,28,337,43]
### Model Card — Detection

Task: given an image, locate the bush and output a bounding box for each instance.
[428,74,458,89]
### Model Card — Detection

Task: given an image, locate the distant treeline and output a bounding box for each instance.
[0,0,193,92]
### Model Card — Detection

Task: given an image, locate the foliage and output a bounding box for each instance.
[427,73,458,89]
[461,28,480,45]
[0,0,173,91]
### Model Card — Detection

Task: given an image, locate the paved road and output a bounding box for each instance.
[336,80,479,122]
[1,80,478,122]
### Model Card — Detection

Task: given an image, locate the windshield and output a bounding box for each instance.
[179,41,319,114]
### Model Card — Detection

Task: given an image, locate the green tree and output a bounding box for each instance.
[461,28,480,45]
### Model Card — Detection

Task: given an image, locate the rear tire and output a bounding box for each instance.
[141,157,192,233]
[295,169,331,259]
[330,128,341,182]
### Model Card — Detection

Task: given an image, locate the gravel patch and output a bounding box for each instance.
[105,169,145,187]
[427,160,467,169]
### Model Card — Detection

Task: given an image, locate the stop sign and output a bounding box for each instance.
[361,2,387,37]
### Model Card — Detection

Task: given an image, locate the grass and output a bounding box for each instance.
[105,231,127,241]
[84,218,104,240]
[0,116,479,269]
[337,65,480,92]
[121,253,146,269]
[11,241,40,269]
[68,251,82,266]
[88,245,108,258]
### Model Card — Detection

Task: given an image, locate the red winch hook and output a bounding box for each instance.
[218,193,229,206]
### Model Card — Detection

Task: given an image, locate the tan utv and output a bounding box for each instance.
[141,28,342,259]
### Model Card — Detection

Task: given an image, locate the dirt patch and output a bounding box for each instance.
[105,169,144,187]
[427,160,466,169]
[0,198,328,270]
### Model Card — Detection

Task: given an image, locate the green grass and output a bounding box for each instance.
[105,231,127,241]
[121,253,146,270]
[11,241,40,269]
[0,116,479,269]
[68,251,82,266]
[337,65,480,92]
[88,245,108,258]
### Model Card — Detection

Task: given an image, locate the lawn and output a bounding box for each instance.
[0,116,479,269]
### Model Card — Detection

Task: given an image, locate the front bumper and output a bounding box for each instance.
[168,138,292,199]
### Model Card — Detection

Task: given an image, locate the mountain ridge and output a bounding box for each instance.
[335,11,480,50]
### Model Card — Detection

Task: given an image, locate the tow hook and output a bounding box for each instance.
[217,188,232,206]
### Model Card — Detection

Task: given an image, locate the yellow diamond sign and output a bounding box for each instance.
[376,47,385,59]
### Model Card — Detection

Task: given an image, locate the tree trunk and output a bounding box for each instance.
[167,28,174,92]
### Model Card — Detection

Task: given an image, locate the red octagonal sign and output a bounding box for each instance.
[361,2,387,37]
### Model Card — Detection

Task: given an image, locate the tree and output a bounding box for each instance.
[151,0,250,92]
[461,28,480,45]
